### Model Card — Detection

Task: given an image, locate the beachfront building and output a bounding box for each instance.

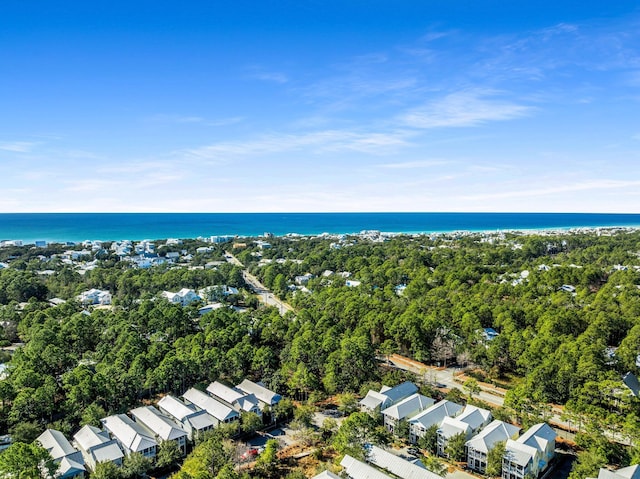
[182,387,240,424]
[360,381,419,412]
[37,429,86,479]
[73,425,124,471]
[381,393,434,434]
[158,394,216,440]
[101,414,158,460]
[409,400,464,444]
[130,406,188,454]
[466,420,520,474]
[502,423,556,479]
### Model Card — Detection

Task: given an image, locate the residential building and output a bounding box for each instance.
[130,406,188,454]
[366,445,444,479]
[341,454,394,479]
[437,405,492,456]
[311,471,342,479]
[207,381,262,416]
[360,382,419,412]
[73,425,124,471]
[502,423,556,479]
[37,429,86,479]
[157,394,216,440]
[409,400,464,444]
[101,414,158,460]
[466,420,520,474]
[182,388,240,424]
[77,289,111,305]
[236,379,282,409]
[381,393,434,433]
[590,464,640,479]
[161,288,201,306]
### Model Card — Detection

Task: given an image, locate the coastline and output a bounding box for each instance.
[1,212,640,244]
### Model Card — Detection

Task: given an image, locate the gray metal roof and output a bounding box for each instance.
[381,394,435,421]
[130,405,188,442]
[102,414,157,453]
[410,400,463,429]
[37,429,78,460]
[341,454,394,479]
[466,420,520,454]
[236,379,281,406]
[366,445,444,479]
[183,387,239,422]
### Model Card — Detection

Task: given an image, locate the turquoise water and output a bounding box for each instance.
[1,213,640,243]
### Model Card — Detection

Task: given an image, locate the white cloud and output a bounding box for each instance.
[180,129,411,161]
[460,179,640,202]
[402,90,532,129]
[252,72,289,83]
[0,141,39,153]
[378,159,449,169]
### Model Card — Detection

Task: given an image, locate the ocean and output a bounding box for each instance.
[1,212,640,244]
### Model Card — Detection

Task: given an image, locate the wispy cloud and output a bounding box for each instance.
[402,90,531,128]
[461,179,640,201]
[180,129,411,161]
[378,159,449,169]
[252,71,289,84]
[0,141,39,153]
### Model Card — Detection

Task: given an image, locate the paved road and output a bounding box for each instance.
[387,354,581,435]
[224,251,294,315]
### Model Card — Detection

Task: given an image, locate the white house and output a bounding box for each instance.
[73,425,124,471]
[130,406,188,454]
[77,289,111,305]
[207,381,262,416]
[157,394,216,440]
[590,464,640,479]
[409,400,464,444]
[101,414,158,460]
[381,393,435,433]
[236,379,282,409]
[37,429,86,479]
[360,382,419,412]
[502,423,556,479]
[436,405,492,456]
[466,420,521,474]
[182,388,240,424]
[161,288,201,306]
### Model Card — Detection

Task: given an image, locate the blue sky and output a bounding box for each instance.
[1,1,639,212]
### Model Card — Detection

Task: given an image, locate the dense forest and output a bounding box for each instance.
[1,229,640,477]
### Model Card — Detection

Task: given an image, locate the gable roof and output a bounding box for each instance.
[383,381,419,404]
[504,439,538,467]
[410,400,464,429]
[312,471,342,479]
[73,424,111,451]
[438,416,472,440]
[102,414,157,453]
[518,423,556,452]
[236,379,281,406]
[466,420,521,453]
[381,394,435,421]
[360,390,390,410]
[598,465,640,479]
[183,387,239,422]
[366,445,444,479]
[158,394,198,421]
[623,372,640,398]
[130,406,187,442]
[341,454,394,479]
[455,405,492,430]
[37,429,78,460]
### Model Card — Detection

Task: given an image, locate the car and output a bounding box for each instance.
[241,448,259,460]
[407,447,421,456]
